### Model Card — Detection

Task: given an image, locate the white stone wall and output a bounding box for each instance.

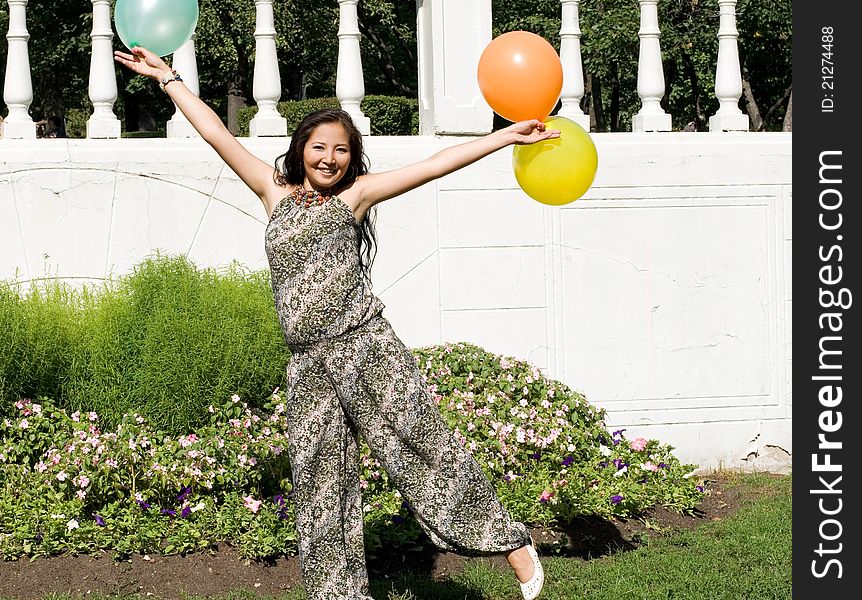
[0,133,792,472]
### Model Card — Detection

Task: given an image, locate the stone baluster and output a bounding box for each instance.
[1,0,35,139]
[336,0,371,134]
[556,0,589,129]
[250,0,287,137]
[632,0,671,132]
[86,0,121,138]
[167,34,202,138]
[709,0,749,131]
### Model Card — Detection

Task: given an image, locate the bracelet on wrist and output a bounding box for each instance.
[158,69,183,92]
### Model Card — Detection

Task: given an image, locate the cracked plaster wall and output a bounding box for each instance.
[0,133,793,471]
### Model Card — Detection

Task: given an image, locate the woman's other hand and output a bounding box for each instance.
[113,46,171,81]
[505,119,561,145]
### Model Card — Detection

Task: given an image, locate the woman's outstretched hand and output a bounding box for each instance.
[505,119,561,145]
[113,46,171,81]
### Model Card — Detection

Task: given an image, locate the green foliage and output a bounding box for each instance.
[415,343,704,521]
[0,283,78,418]
[0,337,704,562]
[236,96,419,137]
[0,255,289,434]
[63,108,89,139]
[364,95,421,136]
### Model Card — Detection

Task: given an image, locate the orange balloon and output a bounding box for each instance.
[477,31,563,122]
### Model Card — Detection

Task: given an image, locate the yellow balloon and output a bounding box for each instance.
[512,116,598,206]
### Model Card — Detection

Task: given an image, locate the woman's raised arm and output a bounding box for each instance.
[114,46,280,210]
[353,120,560,214]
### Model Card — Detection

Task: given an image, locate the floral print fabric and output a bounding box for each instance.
[266,197,530,600]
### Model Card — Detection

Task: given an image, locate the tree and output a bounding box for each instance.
[736,0,792,131]
[0,0,93,123]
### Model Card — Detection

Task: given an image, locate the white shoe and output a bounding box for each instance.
[519,537,544,600]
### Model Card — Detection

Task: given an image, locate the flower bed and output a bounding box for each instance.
[1,343,704,561]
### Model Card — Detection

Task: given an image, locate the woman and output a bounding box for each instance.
[115,45,557,600]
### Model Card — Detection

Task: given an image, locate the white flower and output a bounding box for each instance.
[598,444,612,457]
[190,502,205,513]
[67,519,79,531]
[19,419,29,429]
[56,471,68,481]
[613,466,628,477]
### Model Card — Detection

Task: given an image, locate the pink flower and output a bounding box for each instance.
[243,495,262,513]
[539,490,554,503]
[630,437,648,451]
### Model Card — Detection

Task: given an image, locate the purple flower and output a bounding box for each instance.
[273,494,284,506]
[696,485,704,493]
[94,514,106,527]
[598,460,608,469]
[612,429,626,438]
[177,486,192,502]
[610,494,624,504]
[136,500,151,510]
[531,452,542,460]
[161,509,176,517]
[658,462,668,469]
[181,506,191,518]
[612,458,628,470]
[392,515,405,525]
[562,455,574,467]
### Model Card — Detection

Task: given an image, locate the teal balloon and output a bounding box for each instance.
[114,0,199,57]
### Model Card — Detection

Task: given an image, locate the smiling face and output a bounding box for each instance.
[301,122,352,192]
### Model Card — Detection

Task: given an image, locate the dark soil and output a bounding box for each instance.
[0,474,768,599]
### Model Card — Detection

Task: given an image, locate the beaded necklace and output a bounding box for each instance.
[289,186,333,207]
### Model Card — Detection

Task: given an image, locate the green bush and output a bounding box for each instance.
[63,108,89,139]
[0,255,290,434]
[415,343,705,521]
[237,95,419,137]
[0,282,79,418]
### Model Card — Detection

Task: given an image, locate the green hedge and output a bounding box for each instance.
[0,255,289,434]
[237,95,419,137]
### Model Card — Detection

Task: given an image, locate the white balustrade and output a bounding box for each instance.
[632,0,671,132]
[336,0,370,135]
[709,0,749,131]
[249,0,287,137]
[416,0,492,135]
[556,0,589,129]
[86,0,121,139]
[1,0,35,139]
[167,34,202,138]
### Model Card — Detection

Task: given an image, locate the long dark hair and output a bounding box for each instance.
[273,108,377,279]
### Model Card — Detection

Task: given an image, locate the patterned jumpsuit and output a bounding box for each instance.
[265,195,531,600]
